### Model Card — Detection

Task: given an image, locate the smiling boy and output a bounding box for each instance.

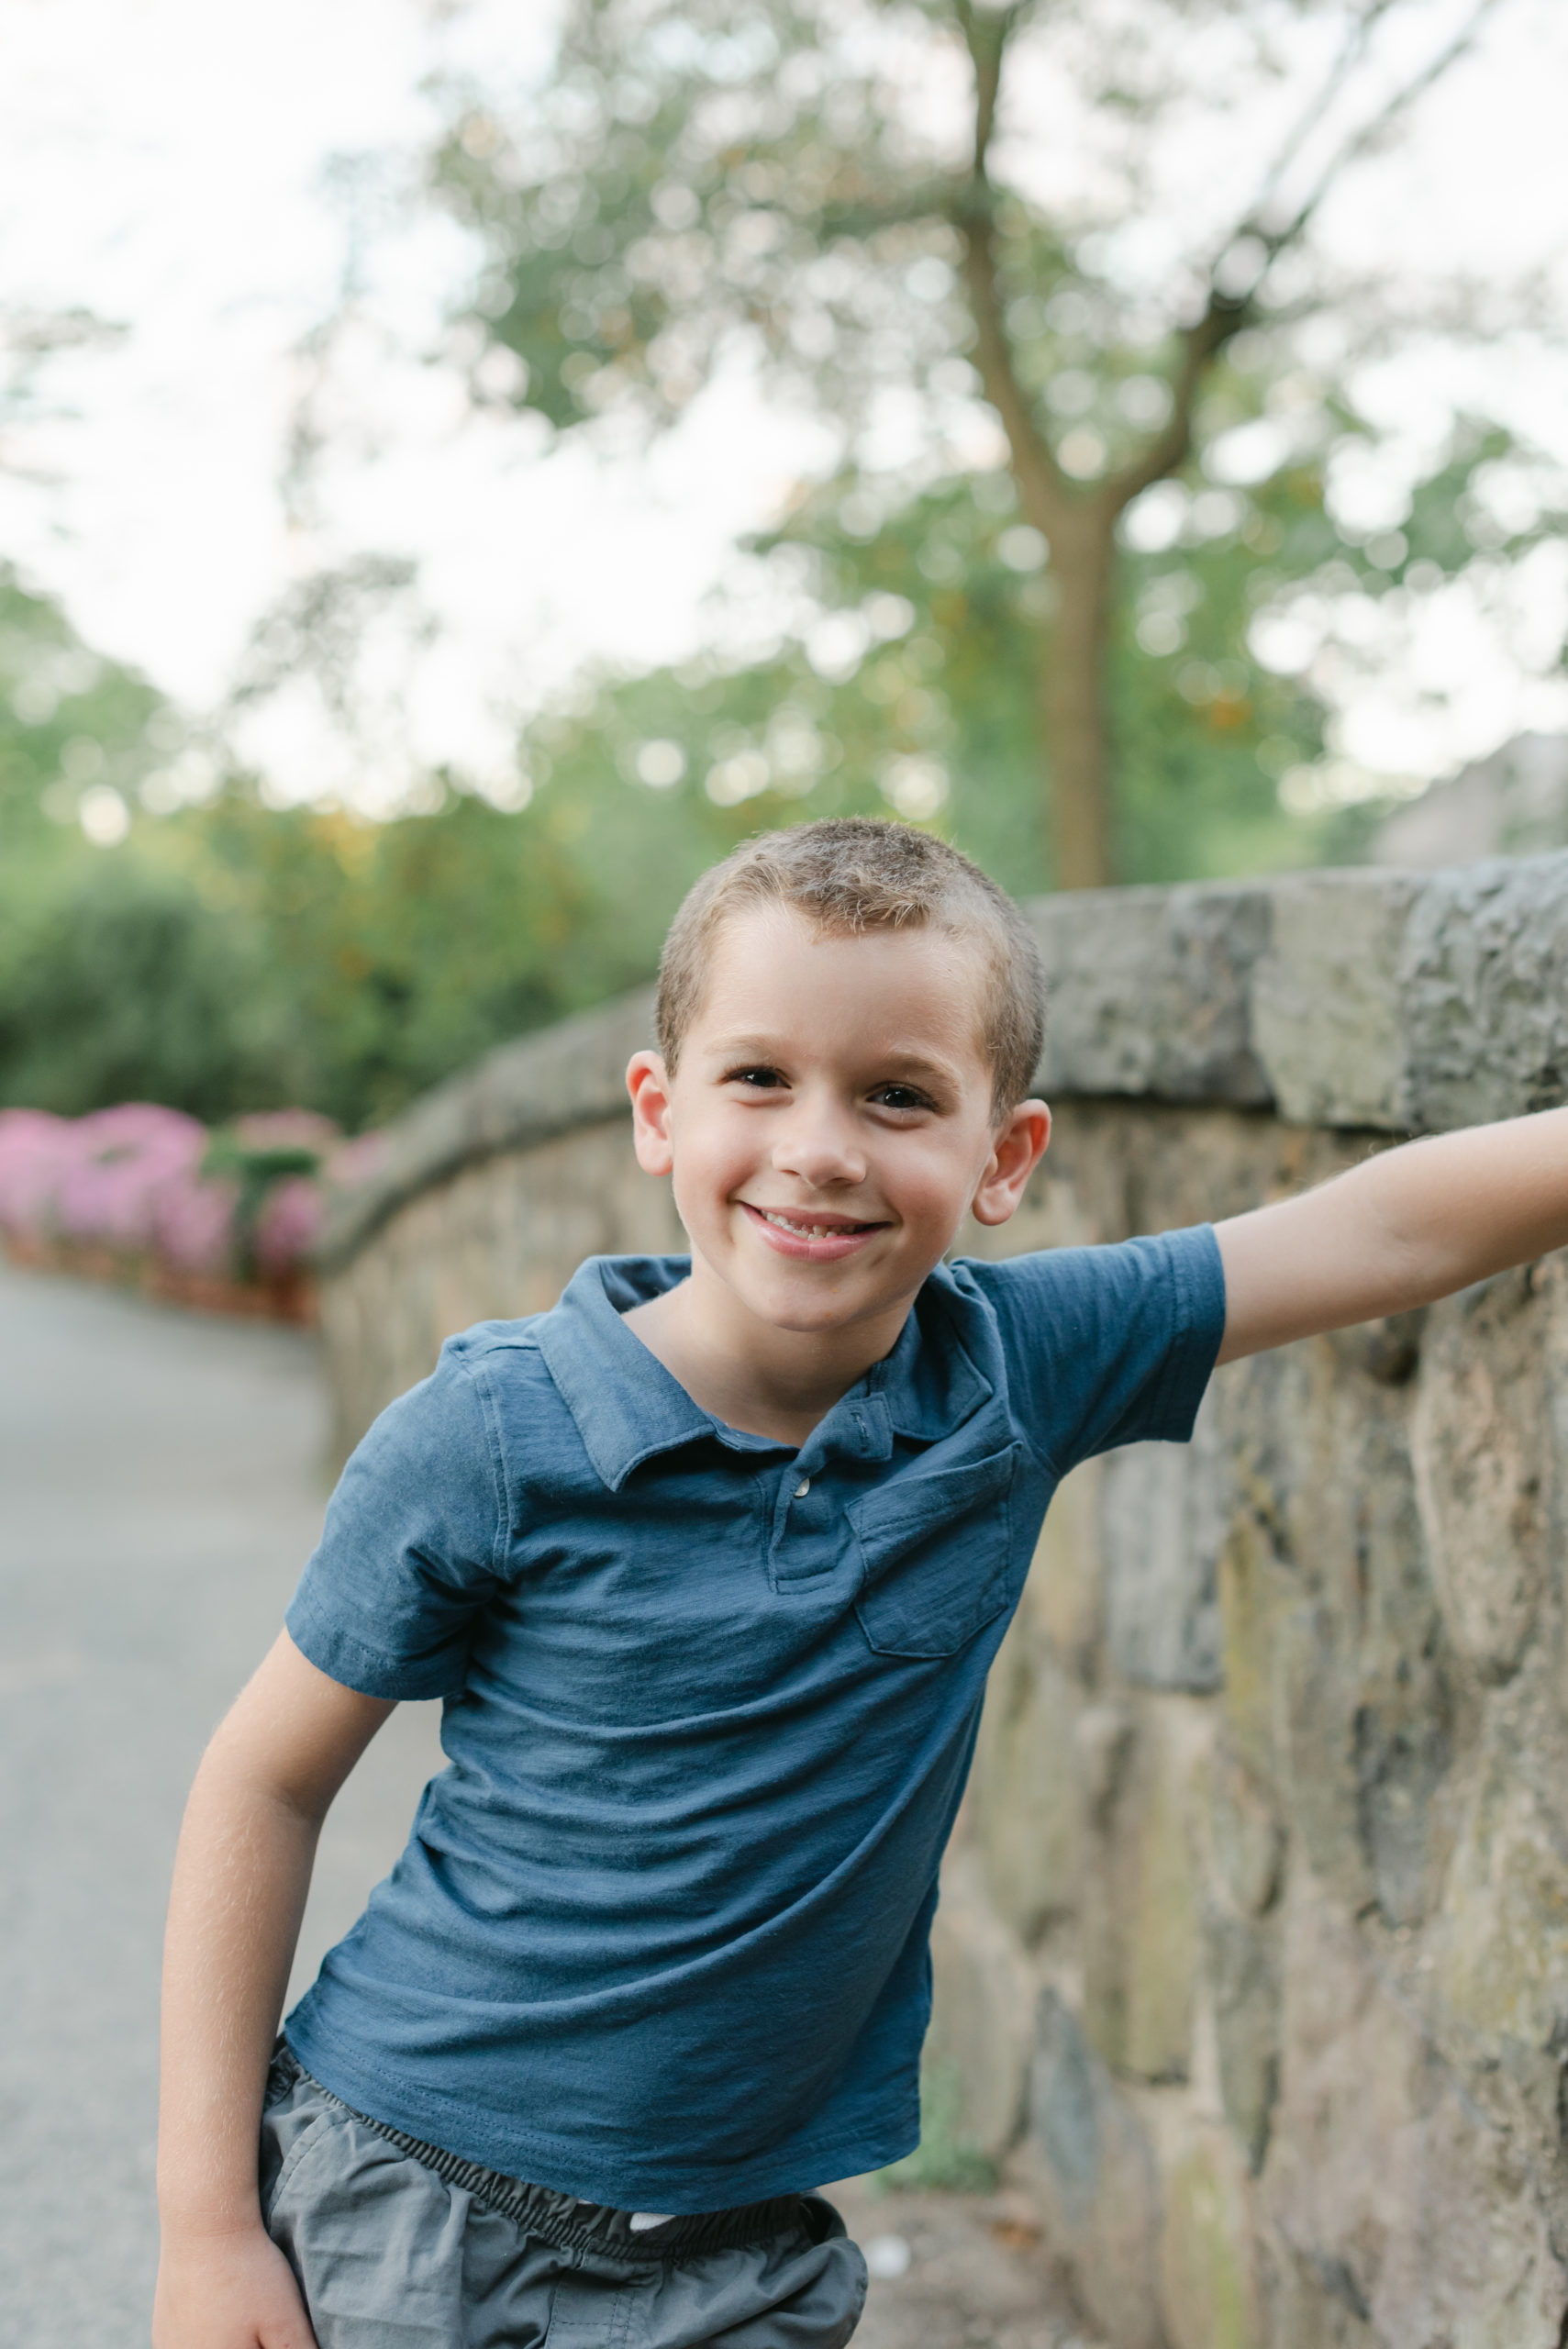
[155,819,1568,2349]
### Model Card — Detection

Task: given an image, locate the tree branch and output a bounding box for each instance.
[1244,0,1402,237]
[1229,0,1507,298]
[958,209,1071,530]
[951,2,1069,530]
[1097,0,1505,522]
[1101,290,1249,516]
[953,0,1025,176]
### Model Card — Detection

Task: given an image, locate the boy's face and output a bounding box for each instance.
[628,907,1050,1341]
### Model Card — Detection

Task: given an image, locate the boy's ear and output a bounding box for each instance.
[970,1100,1051,1228]
[627,1051,675,1176]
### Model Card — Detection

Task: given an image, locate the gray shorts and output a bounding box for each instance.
[260,2046,868,2349]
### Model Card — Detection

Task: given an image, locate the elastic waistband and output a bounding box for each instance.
[269,2042,812,2261]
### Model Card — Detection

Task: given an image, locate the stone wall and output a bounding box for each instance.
[317,854,1568,2348]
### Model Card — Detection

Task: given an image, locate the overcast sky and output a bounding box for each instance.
[4,0,1568,812]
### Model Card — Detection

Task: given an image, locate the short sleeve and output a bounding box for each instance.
[961,1224,1226,1474]
[285,1343,509,1700]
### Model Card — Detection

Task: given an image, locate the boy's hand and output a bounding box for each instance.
[153,2221,317,2349]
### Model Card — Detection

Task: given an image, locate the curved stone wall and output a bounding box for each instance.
[317,855,1568,2347]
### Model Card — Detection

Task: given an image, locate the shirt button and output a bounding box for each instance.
[794,1477,811,1497]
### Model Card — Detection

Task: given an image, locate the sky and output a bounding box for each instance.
[3,0,1568,815]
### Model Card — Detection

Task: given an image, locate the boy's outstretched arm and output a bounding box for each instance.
[154,1631,394,2349]
[1215,1106,1568,1364]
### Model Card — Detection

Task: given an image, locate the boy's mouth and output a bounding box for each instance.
[740,1202,889,1262]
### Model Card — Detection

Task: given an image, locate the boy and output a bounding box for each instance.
[154,818,1568,2349]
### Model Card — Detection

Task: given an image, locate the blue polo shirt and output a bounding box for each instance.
[284,1232,1224,2210]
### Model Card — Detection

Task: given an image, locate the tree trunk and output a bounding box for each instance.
[1042,508,1116,890]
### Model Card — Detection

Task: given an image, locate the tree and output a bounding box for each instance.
[428,0,1507,885]
[512,391,1564,900]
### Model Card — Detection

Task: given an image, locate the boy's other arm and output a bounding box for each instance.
[1215,1106,1568,1365]
[153,1630,394,2349]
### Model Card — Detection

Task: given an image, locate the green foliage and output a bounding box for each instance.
[3,0,1562,1139]
[0,560,618,1126]
[0,574,250,1118]
[521,453,1339,898]
[0,858,285,1120]
[0,568,165,855]
[422,0,1562,884]
[435,0,950,436]
[5,386,1551,1134]
[0,779,604,1130]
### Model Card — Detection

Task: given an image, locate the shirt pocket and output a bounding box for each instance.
[851,1442,1022,1659]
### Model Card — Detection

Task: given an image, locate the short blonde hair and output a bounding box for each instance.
[655,818,1045,1117]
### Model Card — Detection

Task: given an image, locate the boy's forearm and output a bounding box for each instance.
[1218,1106,1568,1362]
[157,1745,322,2239]
[1328,1106,1568,1295]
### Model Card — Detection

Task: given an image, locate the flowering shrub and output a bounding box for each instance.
[0,1102,382,1319]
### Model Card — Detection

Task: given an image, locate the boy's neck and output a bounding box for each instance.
[622,1265,914,1450]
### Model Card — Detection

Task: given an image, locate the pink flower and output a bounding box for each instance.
[254,1175,323,1277]
[52,1105,207,1252]
[0,1099,378,1291]
[151,1169,240,1276]
[0,1109,72,1242]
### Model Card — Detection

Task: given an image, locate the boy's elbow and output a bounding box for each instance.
[191,1717,335,1835]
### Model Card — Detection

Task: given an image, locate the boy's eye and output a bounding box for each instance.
[870,1084,934,1112]
[726,1065,786,1090]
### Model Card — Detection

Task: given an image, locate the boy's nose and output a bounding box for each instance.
[773,1104,867,1189]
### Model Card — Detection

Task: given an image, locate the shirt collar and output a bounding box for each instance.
[534,1253,994,1490]
[865,1263,993,1439]
[534,1255,720,1491]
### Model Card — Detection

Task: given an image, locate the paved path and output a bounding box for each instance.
[0,1260,443,2347]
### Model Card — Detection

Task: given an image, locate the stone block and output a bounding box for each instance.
[1411,1268,1547,1684]
[1032,852,1568,1134]
[1212,1343,1322,1617]
[1264,1865,1568,2349]
[1199,1744,1285,2176]
[1435,1759,1568,2062]
[1351,1679,1455,1933]
[1101,1388,1226,1693]
[1159,2125,1262,2349]
[927,1853,1036,2160]
[1024,1456,1105,1679]
[1081,1701,1206,2084]
[1326,1308,1425,1387]
[1400,851,1568,1130]
[1205,1743,1285,1921]
[1274,1597,1371,1910]
[1216,1511,1296,1798]
[1206,1906,1281,2176]
[1029,882,1273,1106]
[1030,1988,1169,2349]
[972,1631,1081,1944]
[1249,871,1417,1130]
[1257,2235,1378,2349]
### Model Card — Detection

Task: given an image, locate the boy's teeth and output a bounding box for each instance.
[762,1210,854,1239]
